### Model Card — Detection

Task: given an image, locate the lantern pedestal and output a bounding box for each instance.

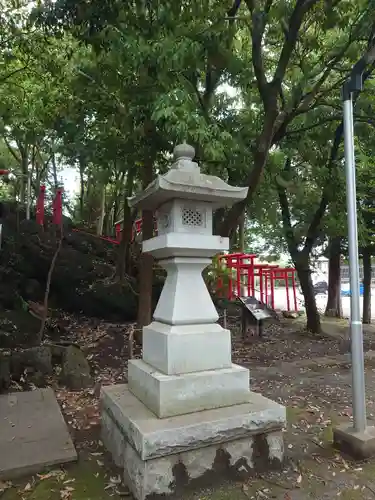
[101,143,286,499]
[102,385,285,500]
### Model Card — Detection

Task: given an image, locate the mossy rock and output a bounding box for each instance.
[61,346,93,391]
[11,346,53,378]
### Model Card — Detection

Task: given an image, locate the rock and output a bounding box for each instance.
[22,279,42,301]
[0,310,41,348]
[61,346,92,390]
[282,311,299,319]
[30,370,46,387]
[23,346,53,374]
[0,202,165,322]
[0,351,10,391]
[11,346,53,378]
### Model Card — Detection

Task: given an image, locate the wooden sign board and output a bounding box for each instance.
[238,296,274,322]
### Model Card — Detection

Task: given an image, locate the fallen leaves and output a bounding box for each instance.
[104,476,130,496]
[55,388,100,431]
[0,480,12,493]
[23,482,32,492]
[37,470,65,481]
[60,486,74,499]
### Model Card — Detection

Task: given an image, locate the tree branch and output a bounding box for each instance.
[272,0,320,91]
[2,136,21,163]
[227,0,243,22]
[285,115,342,137]
[244,0,271,108]
[0,66,28,84]
[276,158,298,256]
[37,231,63,344]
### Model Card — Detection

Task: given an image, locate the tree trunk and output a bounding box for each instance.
[295,260,321,334]
[325,237,342,317]
[137,159,155,334]
[137,209,154,330]
[52,153,58,189]
[96,184,106,236]
[79,157,85,221]
[363,248,372,324]
[229,227,237,251]
[19,149,28,204]
[116,170,135,281]
[238,213,245,252]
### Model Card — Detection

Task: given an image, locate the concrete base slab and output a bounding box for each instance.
[128,360,250,418]
[333,423,375,459]
[0,388,77,479]
[101,384,286,500]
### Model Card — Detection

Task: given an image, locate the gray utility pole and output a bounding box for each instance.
[341,43,375,434]
[333,44,375,460]
[342,77,367,433]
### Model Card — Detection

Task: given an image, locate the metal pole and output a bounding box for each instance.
[26,171,31,220]
[342,93,367,433]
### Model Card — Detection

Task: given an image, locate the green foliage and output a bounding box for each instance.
[0,0,375,289]
[204,254,234,297]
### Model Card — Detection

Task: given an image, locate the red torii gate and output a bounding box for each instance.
[114,220,299,311]
[217,252,298,312]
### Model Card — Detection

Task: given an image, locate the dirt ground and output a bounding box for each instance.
[3,310,375,500]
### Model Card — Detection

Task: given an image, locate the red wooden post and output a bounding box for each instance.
[243,255,256,296]
[115,222,122,241]
[53,187,63,226]
[236,259,242,298]
[226,253,242,298]
[227,255,234,300]
[135,218,142,233]
[270,270,275,309]
[285,270,290,311]
[291,269,298,311]
[260,269,266,302]
[36,185,46,226]
[264,270,269,304]
[246,263,251,296]
[233,254,256,298]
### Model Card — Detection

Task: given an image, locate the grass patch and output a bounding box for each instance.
[182,479,276,500]
[286,405,307,423]
[337,487,364,500]
[2,458,121,500]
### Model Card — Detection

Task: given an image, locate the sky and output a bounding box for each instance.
[60,166,79,201]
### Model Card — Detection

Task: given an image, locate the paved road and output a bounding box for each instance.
[271,287,375,318]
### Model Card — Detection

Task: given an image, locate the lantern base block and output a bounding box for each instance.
[101,384,286,500]
[142,321,232,375]
[128,359,250,418]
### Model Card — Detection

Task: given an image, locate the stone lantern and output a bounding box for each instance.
[101,144,286,500]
